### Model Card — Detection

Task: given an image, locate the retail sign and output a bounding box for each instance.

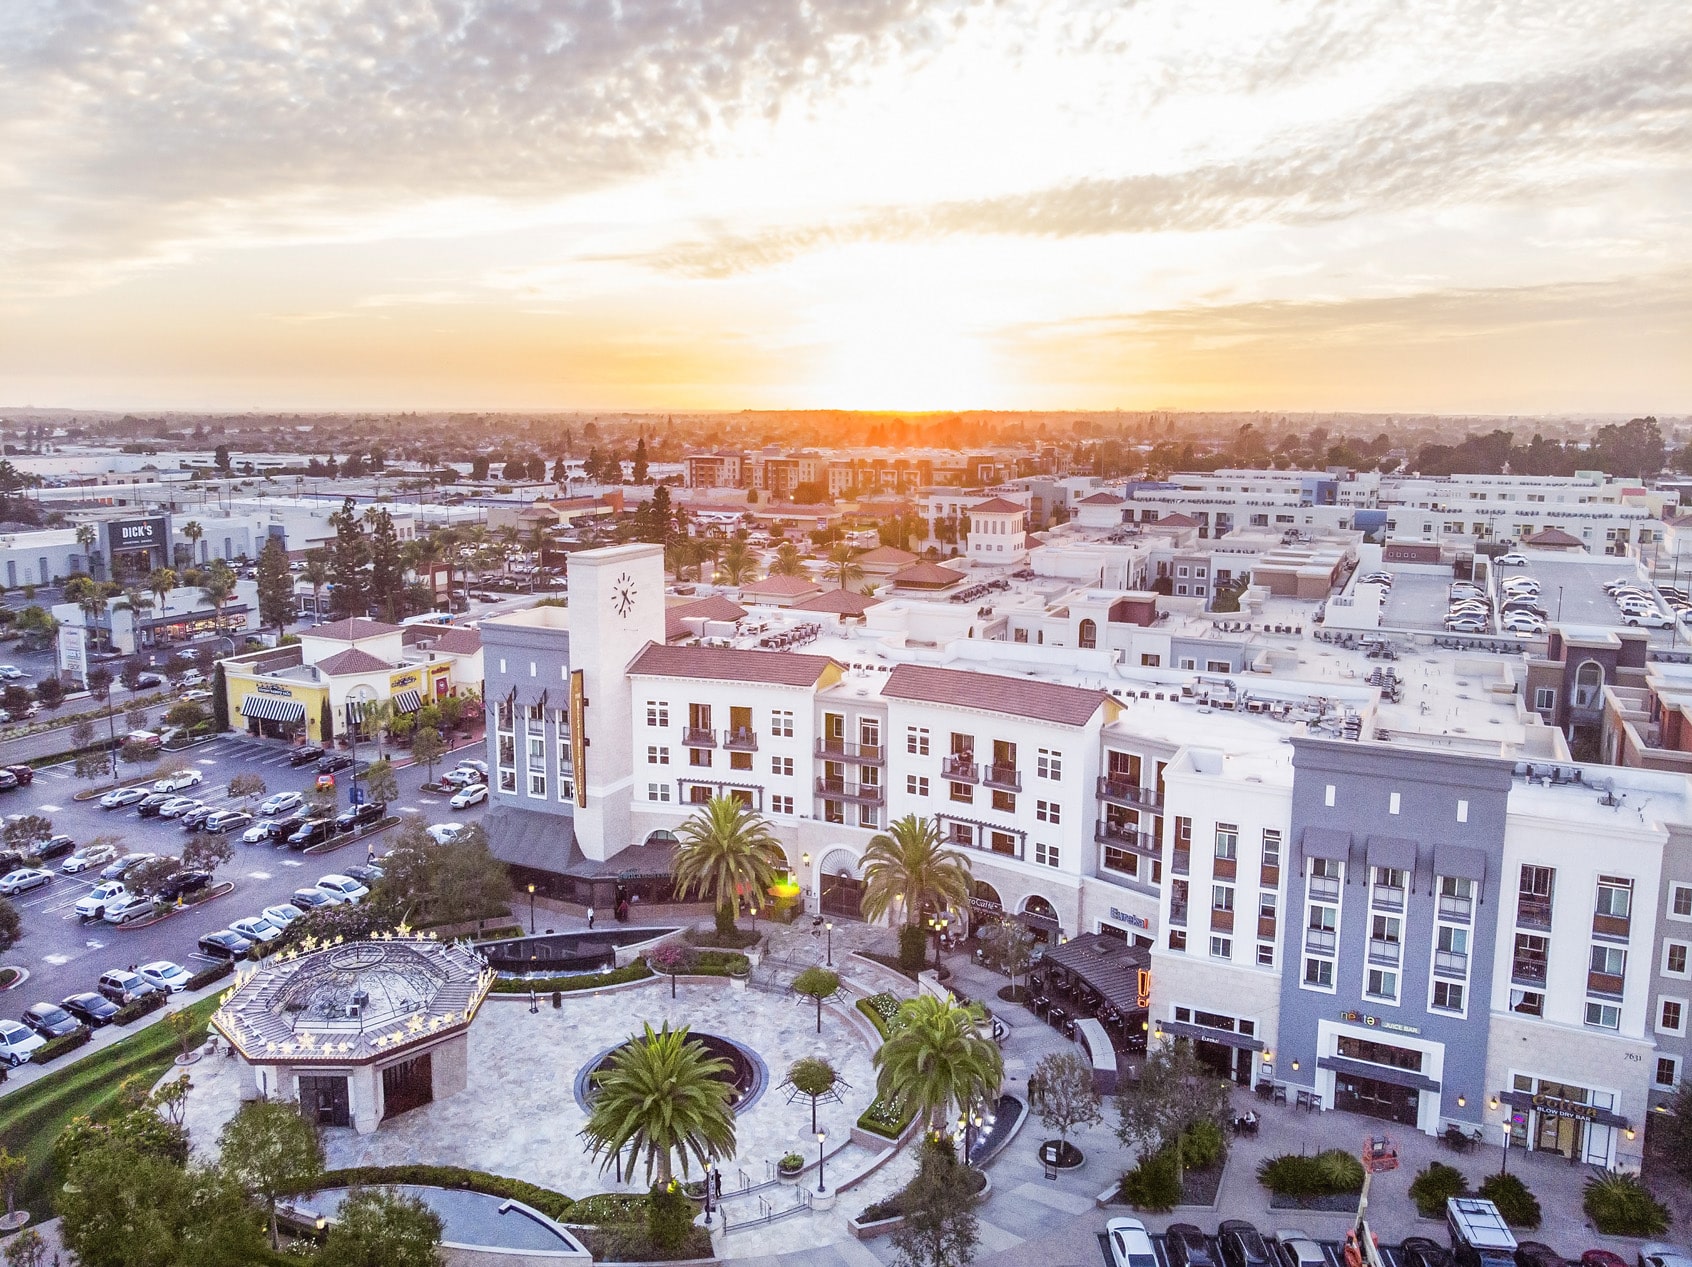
[389,670,421,692]
[1532,1094,1598,1121]
[1339,1010,1422,1036]
[256,682,296,698]
[1108,907,1150,929]
[57,623,87,687]
[569,669,587,808]
[111,517,166,546]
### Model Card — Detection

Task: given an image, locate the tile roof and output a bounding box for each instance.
[970,497,1026,514]
[306,617,405,642]
[1523,527,1586,547]
[1149,512,1198,528]
[628,643,840,687]
[889,561,966,588]
[882,662,1109,726]
[855,546,918,566]
[1078,492,1124,505]
[739,574,824,597]
[314,647,394,676]
[790,589,882,616]
[427,627,484,655]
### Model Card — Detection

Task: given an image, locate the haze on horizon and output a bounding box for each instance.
[1,0,1688,416]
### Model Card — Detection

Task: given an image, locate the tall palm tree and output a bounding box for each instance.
[63,575,108,650]
[495,525,521,577]
[199,560,237,633]
[825,543,864,591]
[181,520,204,565]
[767,542,807,578]
[301,555,332,618]
[671,795,786,931]
[717,540,760,586]
[147,566,177,617]
[873,995,1003,1132]
[579,1022,737,1185]
[859,814,972,929]
[73,523,98,574]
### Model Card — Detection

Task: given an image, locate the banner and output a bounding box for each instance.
[569,669,587,808]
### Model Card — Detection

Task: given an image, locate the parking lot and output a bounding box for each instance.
[1095,1228,1418,1267]
[1375,571,1482,634]
[0,732,486,1027]
[1504,555,1683,641]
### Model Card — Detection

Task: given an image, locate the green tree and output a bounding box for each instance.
[1029,1049,1103,1150]
[1,684,31,719]
[670,795,786,936]
[791,966,841,1034]
[164,700,207,731]
[198,560,237,633]
[716,539,760,586]
[147,565,177,616]
[767,542,807,577]
[317,1187,443,1267]
[227,771,267,806]
[859,814,972,939]
[977,917,1037,997]
[0,898,21,956]
[255,540,294,636]
[33,677,63,710]
[1114,1039,1231,1181]
[59,1144,190,1267]
[64,574,108,650]
[371,820,508,927]
[889,1135,981,1267]
[12,605,54,650]
[579,1022,737,1185]
[217,1096,325,1249]
[368,508,404,622]
[361,757,400,807]
[1653,1078,1692,1182]
[409,725,447,783]
[213,444,231,475]
[302,551,332,616]
[180,519,204,566]
[632,436,649,484]
[786,1055,843,1133]
[85,667,119,781]
[327,496,369,618]
[3,814,53,858]
[874,995,1002,1132]
[824,543,863,590]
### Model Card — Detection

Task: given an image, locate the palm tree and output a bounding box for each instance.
[873,995,1003,1132]
[859,814,972,930]
[825,543,863,591]
[767,542,807,578]
[73,523,98,574]
[63,575,108,650]
[717,540,760,586]
[671,795,786,932]
[181,520,204,566]
[495,525,521,577]
[579,1022,737,1185]
[147,566,177,617]
[199,560,237,633]
[301,554,331,618]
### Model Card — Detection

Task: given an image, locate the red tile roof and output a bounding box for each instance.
[1149,512,1198,528]
[889,561,966,588]
[627,643,840,687]
[1522,527,1586,548]
[306,617,405,642]
[1078,492,1124,505]
[970,497,1026,514]
[427,627,484,656]
[882,663,1109,727]
[314,647,394,676]
[790,589,882,616]
[740,575,824,597]
[855,546,918,566]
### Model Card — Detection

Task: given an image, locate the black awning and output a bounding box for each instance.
[392,689,423,714]
[1038,932,1149,1014]
[1319,1054,1440,1093]
[1301,827,1351,862]
[1499,1089,1630,1129]
[1163,1019,1264,1052]
[241,695,307,722]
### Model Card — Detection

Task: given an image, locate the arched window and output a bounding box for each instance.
[1079,618,1097,649]
[1574,660,1604,709]
[1024,894,1058,919]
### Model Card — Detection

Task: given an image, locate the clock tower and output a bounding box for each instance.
[566,543,664,860]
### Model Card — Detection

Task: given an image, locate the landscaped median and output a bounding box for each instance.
[112,880,237,930]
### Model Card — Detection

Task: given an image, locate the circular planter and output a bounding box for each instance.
[1037,1139,1085,1171]
[173,1051,202,1067]
[0,1210,30,1233]
[0,967,28,991]
[776,1163,804,1184]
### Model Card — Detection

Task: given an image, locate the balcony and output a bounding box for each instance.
[1097,777,1164,812]
[1211,908,1234,933]
[722,727,759,751]
[1095,821,1160,856]
[1516,897,1552,930]
[681,727,717,748]
[1438,894,1473,924]
[942,755,979,783]
[1371,885,1405,912]
[1586,970,1626,999]
[1169,901,1188,927]
[1511,959,1547,987]
[815,739,884,763]
[815,777,884,804]
[1213,856,1237,881]
[1305,928,1337,955]
[1434,950,1469,978]
[1308,876,1341,902]
[1171,848,1191,877]
[983,763,1021,792]
[1368,939,1402,967]
[1592,912,1631,940]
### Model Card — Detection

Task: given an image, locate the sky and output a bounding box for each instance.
[0,0,1688,415]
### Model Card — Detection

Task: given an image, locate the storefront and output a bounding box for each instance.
[1096,906,1155,950]
[818,848,865,920]
[103,516,170,581]
[1315,1028,1444,1131]
[1163,1007,1265,1085]
[1501,1079,1630,1168]
[234,682,320,741]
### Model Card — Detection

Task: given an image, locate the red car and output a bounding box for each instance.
[4,765,33,786]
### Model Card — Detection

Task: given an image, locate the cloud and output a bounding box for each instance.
[646,33,1692,277]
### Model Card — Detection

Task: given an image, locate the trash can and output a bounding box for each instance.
[552,991,562,1009]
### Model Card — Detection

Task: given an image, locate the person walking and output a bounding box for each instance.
[586,905,595,930]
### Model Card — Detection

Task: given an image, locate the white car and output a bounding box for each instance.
[152,769,203,794]
[158,797,204,820]
[261,903,305,927]
[449,783,488,809]
[103,893,154,924]
[1625,611,1674,628]
[62,843,119,874]
[315,874,369,905]
[0,868,52,896]
[138,961,192,993]
[1501,617,1546,636]
[1639,1244,1692,1267]
[425,822,465,845]
[0,666,25,681]
[1496,553,1528,566]
[242,820,278,844]
[0,1019,45,1067]
[1106,1217,1157,1267]
[259,791,303,817]
[75,881,127,920]
[1445,617,1488,633]
[230,915,284,944]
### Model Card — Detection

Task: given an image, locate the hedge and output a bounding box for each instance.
[488,961,653,994]
[856,1094,915,1140]
[185,960,235,992]
[1257,1149,1365,1197]
[565,1193,650,1225]
[28,1026,92,1065]
[113,993,169,1025]
[686,951,749,976]
[683,926,760,950]
[857,992,904,1039]
[308,1165,572,1221]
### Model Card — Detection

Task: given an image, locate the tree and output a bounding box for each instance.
[1,684,31,719]
[182,832,234,874]
[860,815,972,941]
[824,543,863,590]
[368,509,404,622]
[327,497,369,618]
[213,444,231,475]
[409,725,446,783]
[371,820,509,927]
[147,565,176,616]
[1029,1049,1103,1150]
[181,519,204,565]
[579,1022,737,1185]
[716,539,760,586]
[227,771,267,806]
[768,542,807,577]
[32,677,63,710]
[217,1096,325,1249]
[1114,1038,1231,1181]
[3,814,53,859]
[0,899,21,956]
[317,1187,443,1267]
[1656,1079,1692,1182]
[890,1135,981,1267]
[977,917,1036,998]
[198,560,237,633]
[786,1056,843,1133]
[12,606,54,650]
[65,574,108,650]
[874,995,1002,1133]
[361,757,399,807]
[791,966,841,1034]
[301,552,332,616]
[255,540,294,636]
[85,667,119,781]
[59,1143,194,1267]
[632,436,649,484]
[670,795,786,936]
[164,701,207,732]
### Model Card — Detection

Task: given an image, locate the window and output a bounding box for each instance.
[1168,930,1187,952]
[1661,998,1686,1034]
[989,831,1017,857]
[1432,981,1465,1013]
[648,745,669,765]
[771,756,793,777]
[1534,687,1556,711]
[1657,1056,1682,1089]
[907,775,930,796]
[1574,660,1604,709]
[1175,817,1192,847]
[1035,841,1060,868]
[1037,749,1062,779]
[1596,878,1633,919]
[1591,945,1627,976]
[1324,784,1336,807]
[527,770,547,798]
[730,751,753,771]
[823,801,844,824]
[1366,968,1398,1001]
[950,782,972,803]
[1210,936,1232,960]
[1212,885,1234,912]
[496,699,514,730]
[1511,989,1544,1017]
[1672,883,1692,919]
[1304,958,1334,988]
[991,789,1016,813]
[1036,800,1060,824]
[1262,830,1281,868]
[859,804,878,829]
[646,701,668,727]
[771,794,793,814]
[1437,926,1469,956]
[689,748,712,767]
[1666,942,1689,977]
[1585,1001,1621,1030]
[907,726,930,756]
[1388,792,1401,816]
[1214,824,1238,859]
[771,710,794,737]
[1457,799,1469,823]
[1256,943,1275,967]
[647,782,671,802]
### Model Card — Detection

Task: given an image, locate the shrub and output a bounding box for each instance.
[565,1193,649,1225]
[309,1165,571,1221]
[683,925,760,950]
[488,961,652,994]
[897,924,927,975]
[647,1182,694,1253]
[859,991,904,1037]
[857,1165,985,1224]
[184,960,234,991]
[1257,1150,1364,1198]
[1180,1117,1227,1171]
[28,1026,92,1065]
[1119,1149,1182,1212]
[1478,1173,1540,1229]
[778,1153,804,1172]
[1409,1162,1470,1218]
[1314,1148,1365,1194]
[113,993,168,1025]
[688,950,750,976]
[1581,1171,1669,1237]
[856,1095,915,1139]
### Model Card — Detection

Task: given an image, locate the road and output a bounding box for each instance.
[0,732,487,1022]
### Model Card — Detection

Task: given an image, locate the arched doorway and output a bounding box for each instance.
[1079,618,1097,649]
[1020,894,1061,944]
[818,849,864,920]
[969,880,1004,931]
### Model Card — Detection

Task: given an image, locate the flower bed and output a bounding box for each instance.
[487,961,653,994]
[306,1164,572,1221]
[855,1094,915,1140]
[857,992,904,1039]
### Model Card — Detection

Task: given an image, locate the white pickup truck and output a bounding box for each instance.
[75,881,127,920]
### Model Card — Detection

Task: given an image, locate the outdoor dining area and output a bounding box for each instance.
[1026,933,1151,1057]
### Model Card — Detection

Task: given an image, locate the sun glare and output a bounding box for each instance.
[800,304,1001,412]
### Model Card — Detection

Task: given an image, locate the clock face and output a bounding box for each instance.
[611,572,637,618]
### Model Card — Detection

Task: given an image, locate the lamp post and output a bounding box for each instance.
[816,1129,827,1193]
[529,952,539,1014]
[928,914,949,968]
[1500,1122,1510,1176]
[702,1161,714,1227]
[825,920,833,967]
[527,883,536,934]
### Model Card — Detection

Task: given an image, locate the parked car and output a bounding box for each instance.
[1272,1231,1328,1267]
[334,802,386,833]
[286,819,336,850]
[155,870,212,902]
[102,893,153,924]
[1219,1221,1273,1267]
[97,969,161,1005]
[100,786,149,810]
[33,834,77,861]
[242,818,279,844]
[456,759,489,778]
[1445,617,1488,633]
[1578,1254,1625,1267]
[1403,1239,1458,1267]
[1497,553,1528,566]
[60,992,121,1028]
[259,791,303,817]
[316,753,355,775]
[124,730,162,749]
[343,863,385,885]
[261,903,304,927]
[5,765,33,786]
[287,744,327,767]
[158,796,204,820]
[63,843,120,875]
[0,1019,45,1066]
[229,916,284,944]
[205,810,252,834]
[266,812,308,843]
[197,929,253,961]
[1106,1218,1157,1267]
[1625,611,1674,628]
[136,792,175,818]
[1516,1244,1568,1267]
[180,804,218,830]
[21,1002,83,1040]
[0,770,21,791]
[289,888,336,912]
[1638,1248,1692,1267]
[426,822,466,845]
[315,874,369,905]
[449,783,488,809]
[137,961,193,993]
[0,666,25,681]
[1167,1224,1216,1267]
[152,768,203,793]
[441,768,480,789]
[0,867,53,896]
[75,881,128,920]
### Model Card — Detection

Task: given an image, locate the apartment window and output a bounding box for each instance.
[1596,878,1633,919]
[526,703,544,723]
[1304,958,1334,989]
[1036,800,1060,824]
[1439,876,1474,920]
[907,775,930,796]
[646,701,668,727]
[1259,892,1277,920]
[648,746,669,765]
[527,770,547,798]
[1212,885,1234,913]
[1511,990,1544,1017]
[1035,841,1060,868]
[1387,791,1401,816]
[1261,830,1281,868]
[1432,981,1464,1013]
[1168,930,1187,952]
[496,699,514,730]
[1660,998,1687,1035]
[1585,1002,1621,1030]
[1210,936,1232,960]
[860,718,881,749]
[1256,944,1275,968]
[1672,883,1692,919]
[1657,1056,1682,1089]
[1037,748,1062,779]
[730,751,753,771]
[771,710,794,738]
[1324,784,1336,807]
[1534,687,1556,711]
[771,794,794,815]
[859,804,878,829]
[823,801,844,824]
[771,756,793,777]
[1666,942,1690,977]
[1214,824,1238,860]
[950,782,972,803]
[991,789,1016,813]
[1456,799,1469,823]
[1175,817,1192,847]
[647,782,671,802]
[1591,945,1627,976]
[689,748,712,768]
[907,726,930,756]
[989,831,1017,857]
[1366,968,1398,1001]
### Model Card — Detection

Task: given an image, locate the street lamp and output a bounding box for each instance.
[529,952,539,1014]
[927,913,949,968]
[1500,1122,1510,1176]
[527,883,536,934]
[816,1129,827,1193]
[825,920,834,967]
[702,1161,714,1227]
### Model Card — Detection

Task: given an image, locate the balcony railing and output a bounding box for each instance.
[1095,822,1160,856]
[722,727,759,751]
[1096,777,1164,811]
[1213,856,1237,881]
[815,739,884,763]
[1437,895,1473,924]
[681,727,717,748]
[814,777,885,804]
[1368,939,1402,967]
[1586,970,1626,999]
[1308,876,1341,902]
[1305,928,1337,955]
[1169,901,1188,927]
[1516,897,1552,930]
[1211,908,1234,933]
[983,763,1021,792]
[942,756,979,783]
[1371,885,1405,912]
[1434,950,1470,978]
[1511,959,1547,987]
[1171,848,1191,877]
[1592,912,1631,940]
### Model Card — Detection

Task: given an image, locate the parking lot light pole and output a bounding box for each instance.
[527,883,536,934]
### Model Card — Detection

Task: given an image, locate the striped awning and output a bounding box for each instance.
[241,695,307,723]
[392,690,423,714]
[345,699,373,724]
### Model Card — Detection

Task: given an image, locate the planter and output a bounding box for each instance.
[810,1189,837,1212]
[173,1051,202,1066]
[1037,1139,1085,1171]
[777,1161,804,1184]
[0,967,27,991]
[0,1211,29,1233]
[729,973,748,990]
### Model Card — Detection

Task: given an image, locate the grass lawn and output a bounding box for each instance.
[0,995,222,1221]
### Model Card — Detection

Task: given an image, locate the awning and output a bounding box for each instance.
[241,695,307,723]
[1366,835,1418,872]
[344,699,373,724]
[1017,910,1062,935]
[1162,1019,1265,1052]
[1301,827,1352,862]
[1435,844,1487,882]
[1038,933,1149,1014]
[392,690,423,714]
[1499,1089,1630,1130]
[1318,1054,1441,1093]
